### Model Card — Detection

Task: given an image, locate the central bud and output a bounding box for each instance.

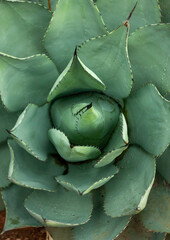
[50,93,120,149]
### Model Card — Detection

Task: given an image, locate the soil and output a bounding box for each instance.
[0,210,46,240]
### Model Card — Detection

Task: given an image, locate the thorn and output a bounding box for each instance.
[6,129,10,134]
[48,0,52,12]
[127,2,137,21]
[74,46,78,56]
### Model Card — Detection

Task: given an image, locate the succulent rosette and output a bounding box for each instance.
[0,0,170,239]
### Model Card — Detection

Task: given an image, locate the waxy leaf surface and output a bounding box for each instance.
[0,1,51,57]
[8,140,65,192]
[96,0,161,33]
[104,146,155,217]
[125,84,170,156]
[0,54,59,112]
[10,104,53,161]
[2,184,41,232]
[44,0,107,72]
[78,24,132,100]
[25,187,93,227]
[129,24,170,96]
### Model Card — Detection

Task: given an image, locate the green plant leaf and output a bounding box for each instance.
[159,0,170,23]
[96,0,161,33]
[1,184,41,232]
[125,84,170,156]
[78,23,132,100]
[48,129,101,162]
[0,100,21,143]
[56,162,118,195]
[0,191,5,211]
[46,227,74,240]
[8,140,65,192]
[0,142,11,188]
[139,183,170,233]
[94,113,128,168]
[104,146,155,217]
[157,146,170,184]
[0,54,59,112]
[116,216,166,240]
[50,92,120,149]
[10,104,53,161]
[128,24,170,96]
[74,189,130,240]
[47,51,105,102]
[0,1,51,57]
[44,0,107,72]
[25,186,93,227]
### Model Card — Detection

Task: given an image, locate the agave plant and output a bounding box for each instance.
[0,0,170,239]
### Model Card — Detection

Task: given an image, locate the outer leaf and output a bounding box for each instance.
[25,187,93,227]
[160,0,170,23]
[0,192,5,211]
[1,184,41,232]
[104,146,155,217]
[0,1,51,57]
[94,113,128,168]
[157,145,170,184]
[44,0,107,72]
[0,54,59,112]
[10,104,53,161]
[47,51,105,102]
[117,216,166,240]
[128,24,170,96]
[56,162,118,195]
[8,140,65,192]
[46,227,74,240]
[0,100,20,143]
[78,23,132,100]
[48,129,101,162]
[96,0,161,33]
[139,183,170,233]
[0,142,11,188]
[74,189,130,240]
[125,84,170,156]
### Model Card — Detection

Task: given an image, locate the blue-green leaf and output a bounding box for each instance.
[96,0,161,33]
[0,1,51,57]
[25,187,93,227]
[129,24,170,96]
[47,227,74,240]
[157,146,170,184]
[160,0,170,23]
[0,142,11,188]
[44,0,107,72]
[139,183,170,233]
[47,51,105,102]
[78,23,132,100]
[1,184,41,232]
[94,113,128,168]
[117,216,166,240]
[48,129,101,162]
[56,162,118,195]
[125,84,170,156]
[0,54,59,112]
[104,146,155,217]
[10,104,53,161]
[8,140,65,192]
[0,100,21,143]
[0,192,5,211]
[74,189,130,240]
